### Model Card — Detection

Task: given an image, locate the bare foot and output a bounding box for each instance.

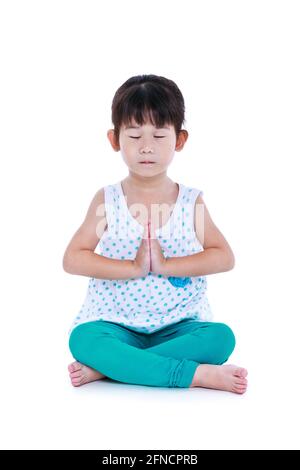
[68,361,106,387]
[190,364,248,394]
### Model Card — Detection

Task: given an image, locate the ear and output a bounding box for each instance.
[107,129,120,151]
[175,130,189,151]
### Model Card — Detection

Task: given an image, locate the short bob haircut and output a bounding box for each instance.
[111,74,186,143]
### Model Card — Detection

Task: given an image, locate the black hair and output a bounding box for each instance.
[111,74,186,143]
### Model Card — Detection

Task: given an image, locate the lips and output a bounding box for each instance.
[139,161,155,164]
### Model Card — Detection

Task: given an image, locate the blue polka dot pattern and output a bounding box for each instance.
[167,276,192,288]
[68,181,213,335]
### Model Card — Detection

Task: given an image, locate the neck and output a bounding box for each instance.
[123,171,173,193]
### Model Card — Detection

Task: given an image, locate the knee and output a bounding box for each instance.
[210,322,236,364]
[69,321,112,361]
[69,322,92,359]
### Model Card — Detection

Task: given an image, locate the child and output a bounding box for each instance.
[63,74,248,394]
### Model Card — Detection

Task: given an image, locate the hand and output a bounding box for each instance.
[148,221,167,275]
[132,223,151,277]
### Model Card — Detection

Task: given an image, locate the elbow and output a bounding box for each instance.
[62,251,74,274]
[215,247,235,272]
[225,250,235,271]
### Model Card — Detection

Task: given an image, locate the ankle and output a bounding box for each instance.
[190,365,206,387]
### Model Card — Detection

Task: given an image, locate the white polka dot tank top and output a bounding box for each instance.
[68,180,213,335]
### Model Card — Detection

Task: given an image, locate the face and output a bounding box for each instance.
[107,118,188,177]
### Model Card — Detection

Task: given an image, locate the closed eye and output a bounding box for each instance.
[129,136,165,139]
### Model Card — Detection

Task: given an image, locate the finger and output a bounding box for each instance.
[148,220,156,239]
[144,235,150,252]
[142,223,148,240]
[148,221,151,239]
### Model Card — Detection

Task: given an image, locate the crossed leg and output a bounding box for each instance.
[68,319,247,393]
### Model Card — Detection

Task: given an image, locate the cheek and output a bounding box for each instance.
[163,141,176,154]
[162,137,176,149]
[120,141,135,155]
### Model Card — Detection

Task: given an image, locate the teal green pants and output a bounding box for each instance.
[69,318,236,388]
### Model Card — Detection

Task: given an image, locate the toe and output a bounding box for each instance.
[234,384,248,393]
[240,368,248,378]
[68,361,82,373]
[233,367,248,378]
[235,378,248,386]
[71,376,83,386]
[69,371,82,379]
[235,382,247,389]
[233,383,247,393]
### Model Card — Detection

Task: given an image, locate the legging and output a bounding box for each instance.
[69,318,236,388]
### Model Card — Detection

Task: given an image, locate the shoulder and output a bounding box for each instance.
[193,191,234,258]
[81,186,108,231]
[62,186,108,266]
[194,191,204,205]
[91,181,121,218]
[90,183,116,207]
[181,184,203,199]
[193,192,205,246]
[194,190,215,243]
[88,187,105,212]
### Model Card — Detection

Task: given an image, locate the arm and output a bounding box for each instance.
[62,188,138,280]
[161,193,235,277]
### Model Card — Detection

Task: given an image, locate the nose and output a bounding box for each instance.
[140,145,154,153]
[139,136,154,154]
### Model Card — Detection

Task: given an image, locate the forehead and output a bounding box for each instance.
[123,121,172,130]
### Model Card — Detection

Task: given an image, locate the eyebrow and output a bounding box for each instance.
[125,125,171,130]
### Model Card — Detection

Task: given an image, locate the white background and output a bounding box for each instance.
[1,0,299,450]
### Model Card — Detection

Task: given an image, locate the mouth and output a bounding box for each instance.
[139,161,155,164]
